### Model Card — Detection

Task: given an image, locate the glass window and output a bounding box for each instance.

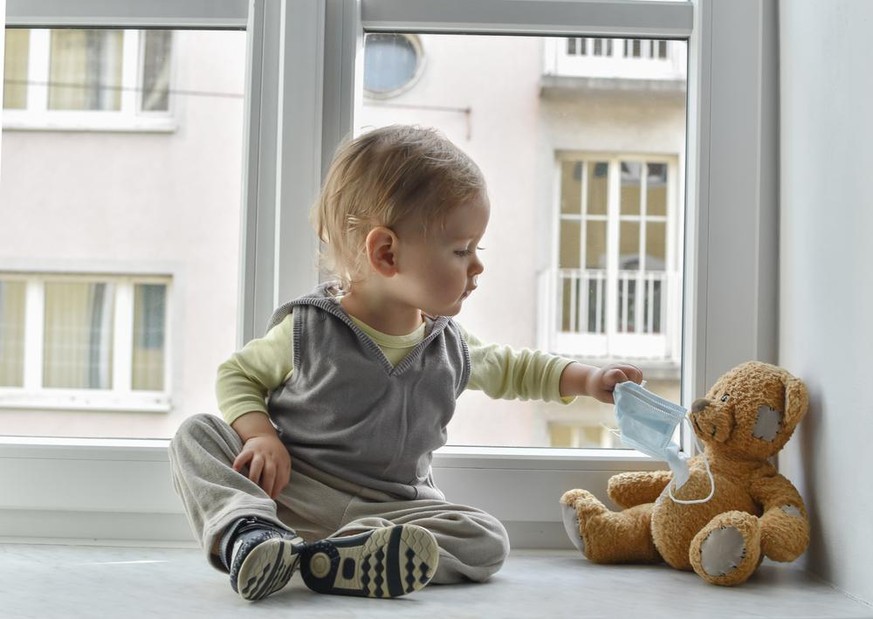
[0,28,247,437]
[0,274,169,397]
[363,33,422,97]
[3,28,177,128]
[555,156,678,349]
[358,33,687,448]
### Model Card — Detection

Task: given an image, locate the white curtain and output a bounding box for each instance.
[43,281,114,389]
[0,281,26,387]
[48,29,122,111]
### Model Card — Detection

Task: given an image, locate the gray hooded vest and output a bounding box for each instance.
[265,283,471,500]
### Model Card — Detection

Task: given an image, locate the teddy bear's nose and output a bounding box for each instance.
[691,398,710,413]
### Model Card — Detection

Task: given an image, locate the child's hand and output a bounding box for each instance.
[233,433,291,499]
[560,362,643,404]
[587,363,643,404]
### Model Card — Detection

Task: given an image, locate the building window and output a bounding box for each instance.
[2,28,174,129]
[0,274,171,411]
[542,156,680,364]
[363,33,423,97]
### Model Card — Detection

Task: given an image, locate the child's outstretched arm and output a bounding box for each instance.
[231,411,291,499]
[559,362,643,404]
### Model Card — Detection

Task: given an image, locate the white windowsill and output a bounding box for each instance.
[0,435,659,466]
[0,392,172,413]
[0,435,666,547]
[3,115,178,133]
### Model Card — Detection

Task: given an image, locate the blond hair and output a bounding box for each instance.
[312,125,486,290]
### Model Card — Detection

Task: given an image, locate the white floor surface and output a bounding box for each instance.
[1,543,871,619]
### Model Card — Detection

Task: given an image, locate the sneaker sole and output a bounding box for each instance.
[298,524,439,598]
[236,536,303,601]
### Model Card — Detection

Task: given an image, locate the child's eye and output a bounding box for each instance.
[454,246,484,257]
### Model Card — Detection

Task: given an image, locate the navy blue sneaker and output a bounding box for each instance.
[298,524,439,598]
[221,517,304,601]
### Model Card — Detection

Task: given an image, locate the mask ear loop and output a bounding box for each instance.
[667,425,715,505]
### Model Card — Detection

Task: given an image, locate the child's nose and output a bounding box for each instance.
[471,255,484,275]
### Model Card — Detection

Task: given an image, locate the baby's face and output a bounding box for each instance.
[393,193,490,317]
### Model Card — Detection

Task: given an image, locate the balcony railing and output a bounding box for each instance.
[543,37,687,82]
[537,268,680,362]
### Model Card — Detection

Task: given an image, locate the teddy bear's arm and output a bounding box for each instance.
[749,474,810,562]
[607,470,673,509]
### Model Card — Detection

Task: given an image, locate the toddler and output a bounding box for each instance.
[169,124,642,602]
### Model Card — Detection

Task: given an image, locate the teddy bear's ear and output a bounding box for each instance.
[782,375,808,428]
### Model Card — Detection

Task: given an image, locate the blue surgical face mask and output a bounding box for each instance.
[613,381,714,504]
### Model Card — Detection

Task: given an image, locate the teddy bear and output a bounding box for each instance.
[560,361,810,586]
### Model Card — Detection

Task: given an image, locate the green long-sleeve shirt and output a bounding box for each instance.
[217,313,573,425]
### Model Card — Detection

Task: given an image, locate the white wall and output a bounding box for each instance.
[779,0,873,605]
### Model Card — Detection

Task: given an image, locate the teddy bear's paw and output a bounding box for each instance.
[559,490,609,558]
[559,489,607,517]
[690,511,762,586]
[560,502,586,555]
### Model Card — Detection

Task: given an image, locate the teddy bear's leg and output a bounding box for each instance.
[689,511,762,586]
[559,489,661,564]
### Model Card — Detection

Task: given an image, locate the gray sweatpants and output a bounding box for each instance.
[168,414,509,584]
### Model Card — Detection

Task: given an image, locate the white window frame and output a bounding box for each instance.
[0,272,172,412]
[3,27,177,132]
[0,0,781,550]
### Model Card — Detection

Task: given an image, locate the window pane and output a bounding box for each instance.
[49,29,123,111]
[132,283,166,391]
[559,220,581,269]
[621,161,642,215]
[1,29,246,438]
[646,221,667,271]
[619,220,641,267]
[356,32,686,448]
[585,220,607,269]
[560,161,582,214]
[587,161,608,215]
[3,29,29,109]
[647,162,668,216]
[0,280,26,387]
[43,282,115,389]
[141,31,172,112]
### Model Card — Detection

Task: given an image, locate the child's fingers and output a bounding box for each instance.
[605,365,643,387]
[232,450,252,472]
[604,368,628,388]
[260,464,277,498]
[247,455,264,486]
[622,364,644,384]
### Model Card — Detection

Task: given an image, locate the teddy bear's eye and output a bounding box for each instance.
[720,394,730,402]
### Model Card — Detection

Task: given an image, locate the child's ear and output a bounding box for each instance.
[366,226,399,277]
